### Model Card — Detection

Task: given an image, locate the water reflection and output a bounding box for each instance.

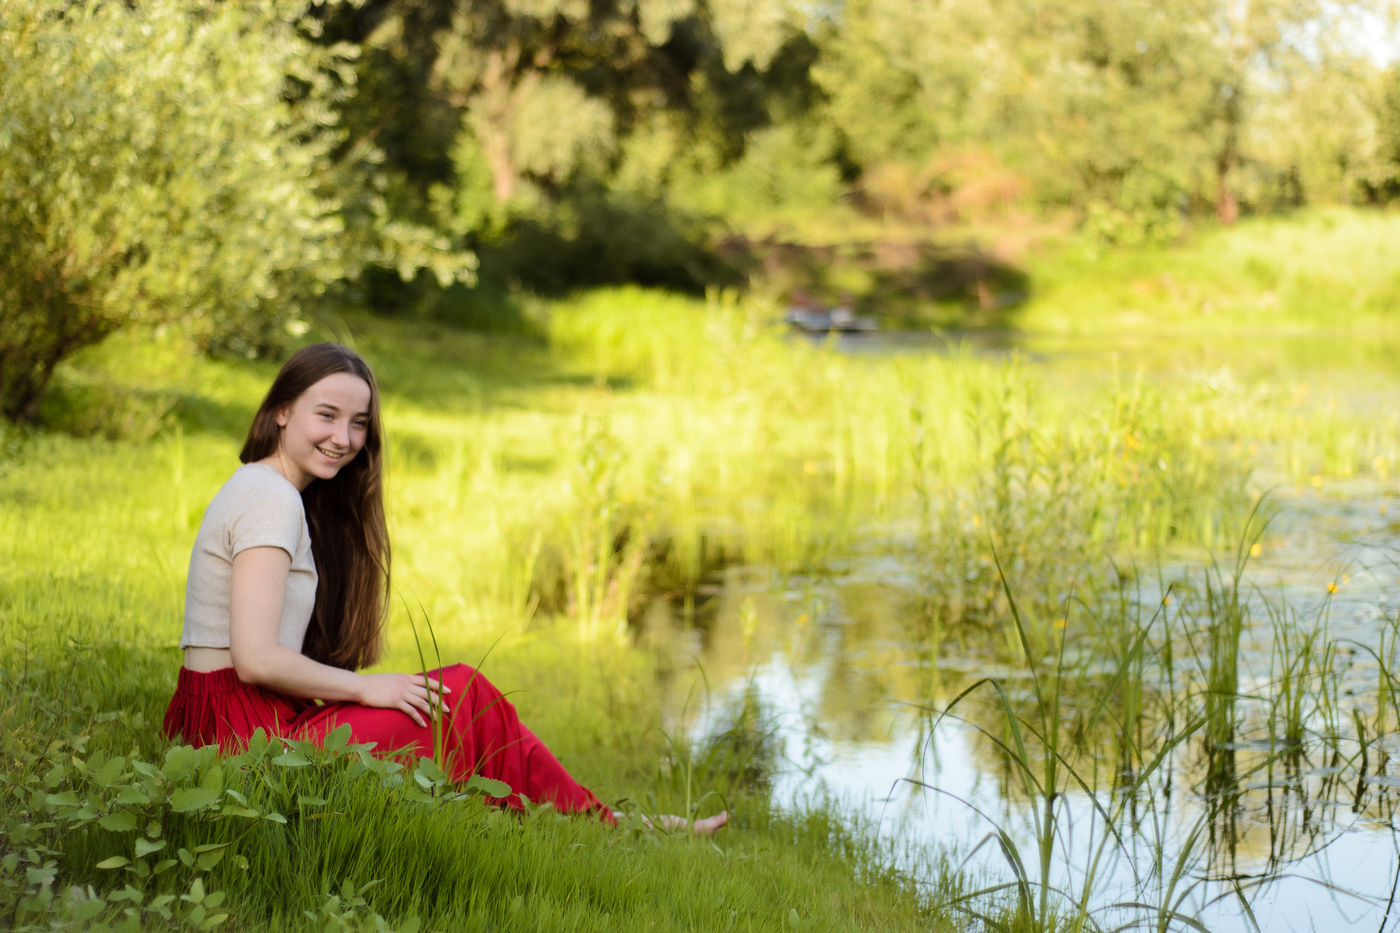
[640,474,1400,931]
[810,329,1400,385]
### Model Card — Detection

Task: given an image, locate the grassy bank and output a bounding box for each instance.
[1020,208,1400,335]
[2,303,983,932]
[0,434,960,931]
[6,220,1400,929]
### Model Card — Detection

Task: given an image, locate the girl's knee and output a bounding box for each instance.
[434,663,500,697]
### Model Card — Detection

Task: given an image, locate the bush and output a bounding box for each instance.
[0,0,470,422]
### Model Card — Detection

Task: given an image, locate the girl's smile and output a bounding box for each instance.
[263,371,373,490]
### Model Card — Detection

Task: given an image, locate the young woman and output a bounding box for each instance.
[163,342,725,833]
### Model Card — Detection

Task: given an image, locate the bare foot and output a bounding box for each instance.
[681,811,728,835]
[613,810,729,835]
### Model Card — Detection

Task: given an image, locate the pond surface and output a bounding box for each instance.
[648,335,1400,932]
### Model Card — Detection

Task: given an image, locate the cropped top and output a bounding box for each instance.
[179,462,318,653]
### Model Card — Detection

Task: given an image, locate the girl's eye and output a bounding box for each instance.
[353,420,367,430]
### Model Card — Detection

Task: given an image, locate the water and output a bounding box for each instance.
[647,335,1400,932]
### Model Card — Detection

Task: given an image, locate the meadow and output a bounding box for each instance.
[6,209,1400,930]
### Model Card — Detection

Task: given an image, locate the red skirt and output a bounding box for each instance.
[162,663,612,821]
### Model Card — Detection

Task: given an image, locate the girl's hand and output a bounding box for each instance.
[356,673,451,728]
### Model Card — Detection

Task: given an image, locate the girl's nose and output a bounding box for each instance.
[332,420,351,447]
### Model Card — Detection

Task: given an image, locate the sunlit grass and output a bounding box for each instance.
[7,241,1400,928]
[1023,208,1400,335]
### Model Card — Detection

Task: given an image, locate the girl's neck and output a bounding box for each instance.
[255,451,313,491]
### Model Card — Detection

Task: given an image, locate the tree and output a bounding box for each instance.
[810,0,1396,235]
[428,0,658,204]
[813,0,1219,237]
[1170,0,1395,221]
[1369,65,1400,201]
[421,0,812,205]
[0,0,471,422]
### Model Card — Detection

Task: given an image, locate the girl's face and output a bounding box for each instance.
[273,372,373,489]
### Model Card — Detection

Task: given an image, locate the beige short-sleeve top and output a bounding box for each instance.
[180,462,318,653]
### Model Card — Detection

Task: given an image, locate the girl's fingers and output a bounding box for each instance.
[423,684,450,713]
[410,685,450,714]
[379,675,451,726]
[411,692,442,719]
[401,702,426,728]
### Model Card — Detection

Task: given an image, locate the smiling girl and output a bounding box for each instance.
[163,342,724,832]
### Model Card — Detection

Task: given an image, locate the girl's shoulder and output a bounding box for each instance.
[209,462,304,518]
[197,463,308,555]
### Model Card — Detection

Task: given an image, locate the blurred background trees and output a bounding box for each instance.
[2,0,1399,419]
[291,0,1400,268]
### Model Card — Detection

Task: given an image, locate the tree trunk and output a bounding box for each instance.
[1215,109,1239,226]
[472,46,523,204]
[0,282,110,423]
[1215,165,1238,225]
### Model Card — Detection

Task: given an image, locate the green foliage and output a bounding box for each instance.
[372,0,1400,281]
[0,0,471,423]
[0,705,508,932]
[431,125,512,243]
[0,0,331,419]
[811,0,955,167]
[813,0,1227,239]
[6,0,1388,335]
[483,188,729,295]
[1081,171,1185,248]
[670,121,843,223]
[508,76,617,184]
[428,0,662,205]
[1366,65,1400,202]
[706,0,805,72]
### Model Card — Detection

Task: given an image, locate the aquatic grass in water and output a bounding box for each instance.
[901,523,1400,931]
[913,559,1210,933]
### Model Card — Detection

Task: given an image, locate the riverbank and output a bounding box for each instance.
[1019,207,1400,335]
[6,211,1400,929]
[1,319,971,931]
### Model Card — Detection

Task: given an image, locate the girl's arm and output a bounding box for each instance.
[229,546,448,728]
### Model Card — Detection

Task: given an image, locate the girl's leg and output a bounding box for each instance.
[298,663,612,820]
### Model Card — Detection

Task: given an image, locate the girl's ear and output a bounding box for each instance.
[274,405,291,429]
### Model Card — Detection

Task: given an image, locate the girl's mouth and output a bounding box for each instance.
[316,445,345,461]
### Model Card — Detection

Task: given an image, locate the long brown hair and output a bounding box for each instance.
[239,343,390,670]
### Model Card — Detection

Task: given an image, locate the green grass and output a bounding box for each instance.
[8,213,1400,930]
[0,305,980,932]
[1021,208,1400,335]
[0,449,957,933]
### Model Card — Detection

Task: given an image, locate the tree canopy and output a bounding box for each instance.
[335,0,1400,267]
[0,0,469,420]
[2,0,1399,419]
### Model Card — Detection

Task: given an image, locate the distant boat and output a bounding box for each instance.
[784,303,879,333]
